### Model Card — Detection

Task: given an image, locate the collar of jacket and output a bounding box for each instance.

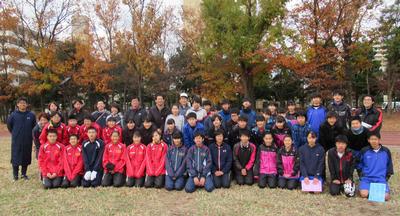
[351,126,364,135]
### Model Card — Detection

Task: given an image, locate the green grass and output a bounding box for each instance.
[0,137,399,215]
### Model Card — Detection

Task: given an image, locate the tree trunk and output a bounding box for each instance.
[241,69,255,104]
[387,81,394,115]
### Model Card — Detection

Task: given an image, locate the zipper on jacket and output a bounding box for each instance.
[197,148,200,174]
[174,148,178,171]
[218,146,221,171]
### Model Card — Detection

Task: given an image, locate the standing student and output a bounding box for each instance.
[122,118,137,146]
[165,104,185,132]
[277,136,300,190]
[267,102,278,124]
[233,130,257,186]
[79,115,102,143]
[62,134,84,188]
[240,98,256,128]
[254,133,278,188]
[306,94,327,137]
[225,108,240,135]
[125,132,147,187]
[148,94,171,132]
[101,117,123,145]
[203,106,218,133]
[91,100,111,128]
[327,135,356,197]
[359,133,393,201]
[327,90,351,129]
[102,131,126,187]
[291,110,311,149]
[81,127,105,187]
[298,131,325,192]
[178,93,191,116]
[38,129,64,189]
[66,114,80,139]
[319,111,344,152]
[185,132,214,193]
[39,112,68,146]
[251,115,268,148]
[165,132,188,191]
[68,99,86,126]
[106,103,124,127]
[144,131,168,188]
[163,119,180,146]
[219,99,231,123]
[355,95,383,135]
[138,116,158,145]
[186,96,207,123]
[209,129,232,189]
[183,112,205,148]
[46,101,64,123]
[124,96,147,128]
[286,101,297,123]
[271,116,292,148]
[32,113,49,159]
[203,100,213,117]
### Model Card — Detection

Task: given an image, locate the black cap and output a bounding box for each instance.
[335,135,348,144]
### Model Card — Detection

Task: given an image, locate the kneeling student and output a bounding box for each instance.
[165,132,188,191]
[359,133,393,201]
[82,127,104,187]
[254,133,278,188]
[144,131,168,188]
[327,135,356,197]
[233,130,257,186]
[125,131,147,187]
[38,129,64,189]
[277,135,300,190]
[102,131,126,187]
[209,129,232,189]
[62,134,84,188]
[298,131,325,193]
[185,132,214,193]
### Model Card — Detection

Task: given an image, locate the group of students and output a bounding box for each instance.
[7,90,393,200]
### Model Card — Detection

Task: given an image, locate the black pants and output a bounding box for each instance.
[102,173,126,187]
[126,177,145,187]
[144,175,165,188]
[12,165,28,177]
[329,182,342,196]
[213,172,231,188]
[235,169,253,186]
[61,176,82,188]
[43,177,63,189]
[278,178,298,190]
[258,174,277,188]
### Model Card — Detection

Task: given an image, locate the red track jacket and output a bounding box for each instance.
[79,123,102,143]
[125,143,147,178]
[102,142,126,174]
[145,142,168,176]
[38,142,65,177]
[66,125,80,140]
[101,126,122,145]
[39,122,68,145]
[63,144,84,181]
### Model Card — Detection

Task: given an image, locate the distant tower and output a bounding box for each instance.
[71,13,90,42]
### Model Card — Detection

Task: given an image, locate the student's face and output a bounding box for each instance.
[263,135,273,146]
[179,97,188,106]
[107,121,116,128]
[192,102,200,109]
[204,105,211,112]
[87,130,97,140]
[49,103,58,112]
[167,123,175,131]
[215,134,224,144]
[363,97,374,108]
[17,100,27,111]
[368,136,380,149]
[268,105,276,113]
[213,118,221,127]
[283,137,292,148]
[240,135,250,143]
[111,107,118,114]
[327,117,336,126]
[351,120,361,130]
[243,101,251,108]
[256,121,265,128]
[111,133,119,144]
[336,142,346,153]
[171,106,179,115]
[312,97,321,106]
[288,105,295,112]
[39,117,48,127]
[231,113,239,122]
[68,119,77,127]
[155,96,164,106]
[70,136,78,146]
[238,120,247,128]
[84,119,92,127]
[47,133,57,143]
[51,115,61,123]
[97,101,105,110]
[194,136,204,147]
[74,102,82,110]
[143,121,152,129]
[188,118,197,127]
[276,122,284,129]
[133,136,141,144]
[152,133,161,143]
[127,122,135,129]
[131,99,139,109]
[222,104,230,111]
[297,116,306,125]
[173,138,182,147]
[307,134,316,145]
[333,94,343,103]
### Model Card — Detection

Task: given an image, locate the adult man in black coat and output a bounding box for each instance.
[147,94,170,132]
[124,96,147,128]
[7,97,37,181]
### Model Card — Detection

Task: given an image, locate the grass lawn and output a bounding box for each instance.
[0,136,399,215]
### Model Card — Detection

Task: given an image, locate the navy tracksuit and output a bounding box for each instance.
[82,139,104,187]
[209,143,232,188]
[298,143,325,181]
[185,145,214,193]
[165,145,188,190]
